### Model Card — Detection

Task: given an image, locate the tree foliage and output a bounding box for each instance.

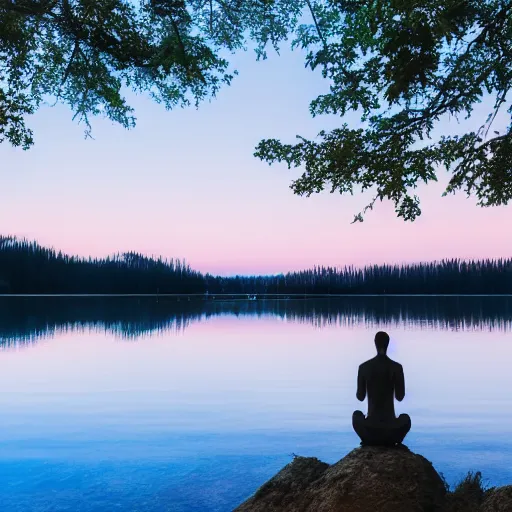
[254,0,512,220]
[0,0,302,147]
[1,0,512,219]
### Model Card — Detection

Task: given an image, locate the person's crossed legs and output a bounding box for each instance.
[352,410,411,446]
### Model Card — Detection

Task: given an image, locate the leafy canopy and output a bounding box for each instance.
[0,0,302,146]
[1,0,512,220]
[256,0,512,221]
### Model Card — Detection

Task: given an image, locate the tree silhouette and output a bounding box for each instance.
[1,236,511,295]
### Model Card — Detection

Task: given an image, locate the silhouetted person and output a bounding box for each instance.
[352,331,411,447]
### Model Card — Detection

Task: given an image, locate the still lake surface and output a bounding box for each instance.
[1,296,512,511]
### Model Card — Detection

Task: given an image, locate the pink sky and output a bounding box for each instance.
[0,47,510,276]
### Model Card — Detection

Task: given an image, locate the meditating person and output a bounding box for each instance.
[352,331,411,446]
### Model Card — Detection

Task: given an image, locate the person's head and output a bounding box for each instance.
[374,331,390,355]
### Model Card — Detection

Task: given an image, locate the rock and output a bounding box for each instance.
[235,446,447,512]
[481,485,512,511]
[235,456,329,512]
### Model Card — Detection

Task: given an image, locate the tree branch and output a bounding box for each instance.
[209,0,213,33]
[169,16,188,63]
[0,0,59,19]
[61,39,80,85]
[483,85,509,139]
[426,3,512,114]
[305,0,327,48]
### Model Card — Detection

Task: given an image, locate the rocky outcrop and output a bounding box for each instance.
[235,446,512,512]
[235,446,447,512]
[235,456,329,512]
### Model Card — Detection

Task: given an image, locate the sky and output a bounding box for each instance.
[0,46,511,276]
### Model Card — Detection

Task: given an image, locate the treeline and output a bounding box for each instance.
[1,236,512,294]
[210,261,512,295]
[0,237,204,294]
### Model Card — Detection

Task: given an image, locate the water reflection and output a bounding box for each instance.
[1,296,512,347]
[1,296,512,511]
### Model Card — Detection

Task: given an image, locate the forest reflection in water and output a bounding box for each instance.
[1,295,512,347]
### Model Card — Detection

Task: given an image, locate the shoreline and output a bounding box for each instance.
[1,293,512,298]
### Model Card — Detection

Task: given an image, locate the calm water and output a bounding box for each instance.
[1,296,512,511]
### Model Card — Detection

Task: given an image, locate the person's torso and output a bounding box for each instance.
[362,356,397,421]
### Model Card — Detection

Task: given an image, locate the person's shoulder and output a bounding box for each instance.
[388,358,403,369]
[360,357,377,368]
[359,360,370,370]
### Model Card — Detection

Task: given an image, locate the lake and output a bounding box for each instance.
[1,296,512,511]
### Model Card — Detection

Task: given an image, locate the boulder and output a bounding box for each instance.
[235,456,329,512]
[235,446,447,512]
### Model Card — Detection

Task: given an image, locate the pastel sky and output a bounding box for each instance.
[0,46,510,276]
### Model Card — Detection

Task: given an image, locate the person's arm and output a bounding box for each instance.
[395,364,405,402]
[356,365,366,401]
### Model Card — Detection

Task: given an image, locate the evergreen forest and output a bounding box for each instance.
[1,236,511,295]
